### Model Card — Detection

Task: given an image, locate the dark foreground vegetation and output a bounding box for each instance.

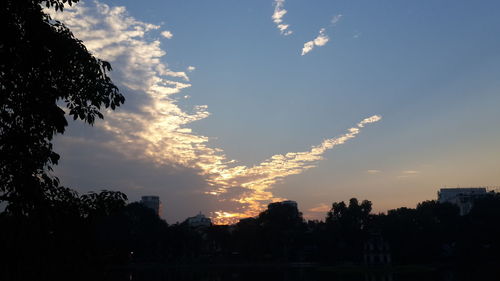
[2,193,500,280]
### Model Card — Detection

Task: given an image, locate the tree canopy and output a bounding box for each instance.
[0,0,125,214]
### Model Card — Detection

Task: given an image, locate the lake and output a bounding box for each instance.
[104,264,500,281]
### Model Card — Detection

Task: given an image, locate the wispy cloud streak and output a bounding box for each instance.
[272,0,293,36]
[397,170,421,179]
[331,14,343,25]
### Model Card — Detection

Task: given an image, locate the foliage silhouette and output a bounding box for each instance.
[256,202,306,260]
[0,188,128,280]
[0,0,127,279]
[0,0,124,215]
[324,198,372,262]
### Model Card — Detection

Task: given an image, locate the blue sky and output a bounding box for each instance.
[52,0,500,223]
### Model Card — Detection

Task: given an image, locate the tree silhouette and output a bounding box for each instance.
[325,198,372,262]
[0,0,124,214]
[257,202,305,260]
[0,2,127,278]
[326,198,372,229]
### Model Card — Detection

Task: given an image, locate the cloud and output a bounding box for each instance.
[272,0,293,36]
[301,28,329,56]
[187,66,196,72]
[49,2,209,167]
[50,1,381,225]
[314,29,329,46]
[301,14,343,56]
[397,170,421,179]
[331,14,343,25]
[161,30,173,39]
[301,41,314,56]
[308,203,331,213]
[402,170,420,174]
[367,170,381,174]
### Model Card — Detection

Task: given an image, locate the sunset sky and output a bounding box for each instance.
[51,0,500,224]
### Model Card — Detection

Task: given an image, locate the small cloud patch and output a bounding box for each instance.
[161,30,173,39]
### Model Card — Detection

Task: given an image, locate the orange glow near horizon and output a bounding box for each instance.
[207,116,382,224]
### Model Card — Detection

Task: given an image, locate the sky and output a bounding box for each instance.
[50,0,500,224]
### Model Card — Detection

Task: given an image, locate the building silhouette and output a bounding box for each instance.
[186,212,212,228]
[438,187,487,215]
[268,200,298,210]
[140,195,161,217]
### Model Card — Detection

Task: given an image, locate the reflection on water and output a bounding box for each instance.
[104,266,499,281]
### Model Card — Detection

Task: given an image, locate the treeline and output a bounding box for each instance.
[163,195,500,265]
[4,192,500,280]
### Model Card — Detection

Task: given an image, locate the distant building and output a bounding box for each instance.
[140,195,161,217]
[268,200,298,210]
[438,188,487,215]
[186,212,212,228]
[363,233,392,265]
[266,200,302,223]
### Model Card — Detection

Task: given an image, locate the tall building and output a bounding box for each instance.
[140,195,161,217]
[266,200,301,222]
[437,187,487,215]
